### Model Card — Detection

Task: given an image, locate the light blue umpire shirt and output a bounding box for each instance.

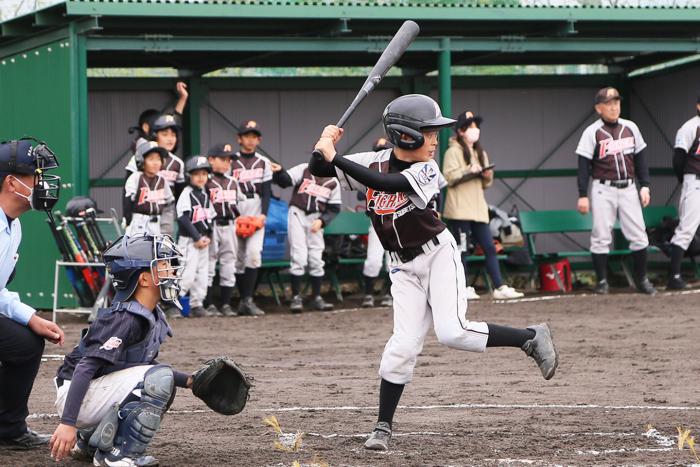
[0,206,35,325]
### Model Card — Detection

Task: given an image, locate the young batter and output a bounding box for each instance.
[177,156,215,318]
[576,87,656,295]
[274,162,341,312]
[49,234,193,466]
[667,95,700,289]
[230,121,272,316]
[205,144,241,317]
[123,142,174,237]
[310,94,559,451]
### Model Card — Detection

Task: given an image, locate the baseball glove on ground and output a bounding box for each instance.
[191,356,252,415]
[236,216,264,238]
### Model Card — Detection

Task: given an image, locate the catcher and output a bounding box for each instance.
[49,234,250,465]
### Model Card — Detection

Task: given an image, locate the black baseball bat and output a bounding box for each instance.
[312,20,420,158]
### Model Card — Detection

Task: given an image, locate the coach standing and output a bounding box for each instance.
[576,87,657,295]
[0,139,64,449]
[666,96,700,290]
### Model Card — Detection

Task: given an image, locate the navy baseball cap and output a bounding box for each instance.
[238,120,262,136]
[0,138,59,175]
[207,143,236,157]
[595,87,621,104]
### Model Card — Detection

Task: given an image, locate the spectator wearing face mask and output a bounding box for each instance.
[442,111,524,300]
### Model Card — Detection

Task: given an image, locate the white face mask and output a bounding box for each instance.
[465,127,481,144]
[11,176,35,210]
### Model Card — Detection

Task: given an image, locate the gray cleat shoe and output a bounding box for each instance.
[379,294,393,307]
[93,448,158,466]
[594,279,609,295]
[239,297,265,316]
[311,295,333,311]
[636,277,657,295]
[189,306,210,318]
[220,304,238,317]
[206,304,222,317]
[522,323,559,380]
[290,295,303,313]
[361,294,375,308]
[364,421,392,451]
[667,275,689,290]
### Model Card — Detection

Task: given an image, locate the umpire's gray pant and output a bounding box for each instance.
[590,180,649,254]
[209,222,238,287]
[288,206,325,277]
[177,236,209,308]
[671,174,700,251]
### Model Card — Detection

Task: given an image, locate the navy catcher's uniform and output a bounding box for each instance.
[230,151,272,271]
[123,172,174,236]
[177,182,215,309]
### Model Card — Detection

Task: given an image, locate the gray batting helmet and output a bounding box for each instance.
[382,94,455,150]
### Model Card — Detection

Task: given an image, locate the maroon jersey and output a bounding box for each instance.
[575,118,647,181]
[124,172,174,216]
[336,149,445,251]
[287,163,341,214]
[206,172,240,219]
[230,152,272,196]
[674,115,700,175]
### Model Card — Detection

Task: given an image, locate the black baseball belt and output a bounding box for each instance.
[215,218,234,226]
[389,236,441,263]
[598,179,633,189]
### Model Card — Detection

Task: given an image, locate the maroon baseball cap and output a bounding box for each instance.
[595,87,621,105]
[238,120,262,136]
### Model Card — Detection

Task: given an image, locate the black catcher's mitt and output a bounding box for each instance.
[191,357,252,415]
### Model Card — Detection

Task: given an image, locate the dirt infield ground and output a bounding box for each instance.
[3,290,700,466]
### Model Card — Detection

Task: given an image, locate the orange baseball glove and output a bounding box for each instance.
[236,216,264,238]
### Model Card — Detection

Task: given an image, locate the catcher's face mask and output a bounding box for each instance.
[151,235,185,309]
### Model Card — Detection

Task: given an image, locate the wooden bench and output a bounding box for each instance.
[519,206,675,291]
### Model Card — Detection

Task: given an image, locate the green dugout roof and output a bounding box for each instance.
[2,0,700,71]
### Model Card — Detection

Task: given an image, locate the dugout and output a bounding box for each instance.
[2,0,700,308]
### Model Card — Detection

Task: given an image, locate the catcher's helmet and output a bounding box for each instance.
[134,141,168,171]
[150,114,180,138]
[0,137,61,211]
[382,94,456,150]
[185,155,212,174]
[103,233,184,308]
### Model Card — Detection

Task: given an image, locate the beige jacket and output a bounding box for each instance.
[442,138,493,223]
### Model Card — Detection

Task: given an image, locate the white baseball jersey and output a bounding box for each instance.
[674,115,700,175]
[126,151,185,187]
[287,163,341,213]
[576,118,646,181]
[230,152,273,197]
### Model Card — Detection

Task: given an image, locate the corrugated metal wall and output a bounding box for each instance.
[87,68,699,256]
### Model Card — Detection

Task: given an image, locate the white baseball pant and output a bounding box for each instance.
[379,229,489,385]
[235,198,265,272]
[363,223,388,278]
[159,203,176,237]
[209,222,238,287]
[177,236,209,308]
[590,180,649,254]
[54,365,152,428]
[288,206,325,277]
[126,213,161,237]
[671,174,700,250]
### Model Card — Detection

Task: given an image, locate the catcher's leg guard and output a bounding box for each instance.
[99,365,175,460]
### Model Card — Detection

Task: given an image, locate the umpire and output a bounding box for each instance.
[0,138,65,449]
[666,95,700,289]
[576,87,656,295]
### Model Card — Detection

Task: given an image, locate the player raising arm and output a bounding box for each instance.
[310,94,559,452]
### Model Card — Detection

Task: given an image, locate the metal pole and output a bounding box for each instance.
[438,37,452,168]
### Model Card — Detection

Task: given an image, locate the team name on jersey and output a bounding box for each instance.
[191,205,210,223]
[232,167,264,183]
[366,188,409,215]
[209,187,237,203]
[298,179,332,199]
[159,169,179,183]
[599,137,634,158]
[138,187,167,205]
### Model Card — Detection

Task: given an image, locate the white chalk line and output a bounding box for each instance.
[258,402,700,413]
[27,402,700,420]
[492,286,700,304]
